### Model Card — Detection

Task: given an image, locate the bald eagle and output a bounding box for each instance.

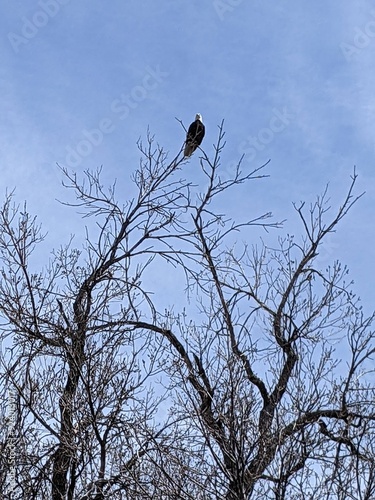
[184,113,205,157]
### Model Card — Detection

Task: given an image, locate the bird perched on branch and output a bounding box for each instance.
[184,113,205,157]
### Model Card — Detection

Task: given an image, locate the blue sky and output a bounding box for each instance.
[1,0,374,312]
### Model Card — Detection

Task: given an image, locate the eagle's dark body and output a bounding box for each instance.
[184,114,205,157]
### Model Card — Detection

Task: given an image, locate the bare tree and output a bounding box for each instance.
[0,123,373,499]
[0,138,192,499]
[122,137,374,498]
[132,160,374,498]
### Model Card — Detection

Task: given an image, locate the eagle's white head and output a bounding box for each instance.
[195,113,203,122]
